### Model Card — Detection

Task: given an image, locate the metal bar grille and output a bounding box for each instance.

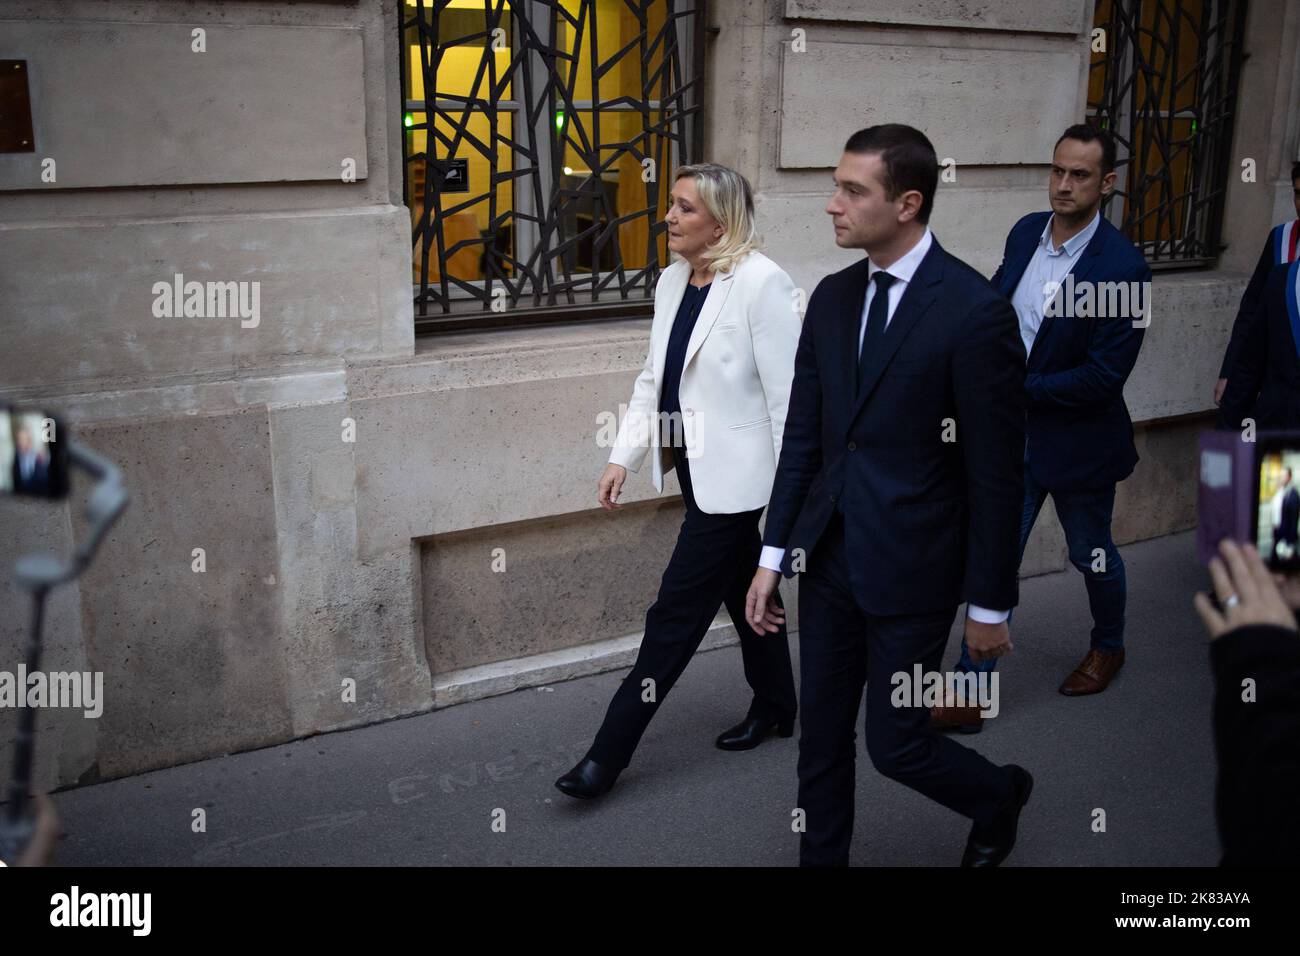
[1087,0,1248,264]
[399,0,705,329]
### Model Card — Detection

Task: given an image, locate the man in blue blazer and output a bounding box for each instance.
[746,125,1032,866]
[937,124,1151,728]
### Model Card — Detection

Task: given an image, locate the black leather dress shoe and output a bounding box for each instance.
[715,714,795,751]
[961,765,1033,867]
[554,758,620,799]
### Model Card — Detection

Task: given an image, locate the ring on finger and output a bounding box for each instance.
[1224,593,1240,609]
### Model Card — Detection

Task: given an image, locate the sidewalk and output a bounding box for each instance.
[48,530,1216,866]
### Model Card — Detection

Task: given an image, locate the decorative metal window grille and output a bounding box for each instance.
[1087,0,1248,266]
[400,0,706,332]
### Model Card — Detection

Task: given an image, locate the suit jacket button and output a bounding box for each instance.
[848,441,857,451]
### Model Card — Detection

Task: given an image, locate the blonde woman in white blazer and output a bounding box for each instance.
[556,164,802,800]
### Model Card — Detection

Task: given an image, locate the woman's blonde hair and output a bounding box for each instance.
[671,163,759,274]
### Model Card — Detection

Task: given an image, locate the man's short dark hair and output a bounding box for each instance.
[1055,123,1117,176]
[842,124,939,223]
[1291,160,1300,185]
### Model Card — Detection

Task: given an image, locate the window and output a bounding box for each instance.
[400,0,706,332]
[1087,0,1248,266]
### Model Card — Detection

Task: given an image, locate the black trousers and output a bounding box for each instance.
[586,449,798,770]
[796,511,1015,866]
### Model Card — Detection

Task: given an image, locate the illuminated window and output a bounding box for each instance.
[1088,0,1248,266]
[401,0,706,330]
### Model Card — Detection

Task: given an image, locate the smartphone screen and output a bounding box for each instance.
[0,407,70,499]
[1254,439,1300,572]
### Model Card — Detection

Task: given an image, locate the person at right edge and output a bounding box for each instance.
[1213,160,1300,409]
[934,124,1151,734]
[1195,538,1300,866]
[1217,211,1300,432]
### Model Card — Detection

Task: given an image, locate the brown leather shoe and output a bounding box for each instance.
[929,694,985,734]
[1059,649,1125,696]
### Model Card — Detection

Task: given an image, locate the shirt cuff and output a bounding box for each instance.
[758,546,785,572]
[967,604,1010,624]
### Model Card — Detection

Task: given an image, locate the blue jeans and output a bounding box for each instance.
[957,466,1126,673]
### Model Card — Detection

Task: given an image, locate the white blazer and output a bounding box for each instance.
[609,250,801,514]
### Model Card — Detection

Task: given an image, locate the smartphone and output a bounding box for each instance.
[0,405,70,500]
[1198,429,1300,571]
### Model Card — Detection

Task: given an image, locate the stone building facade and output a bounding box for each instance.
[1,0,1297,789]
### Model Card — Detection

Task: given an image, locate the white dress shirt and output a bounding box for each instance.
[1011,211,1100,355]
[757,227,1008,624]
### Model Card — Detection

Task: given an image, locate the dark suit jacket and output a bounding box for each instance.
[1212,622,1300,866]
[1219,221,1297,379]
[1219,261,1300,430]
[763,236,1026,616]
[992,212,1150,491]
[1280,487,1300,546]
[11,453,49,494]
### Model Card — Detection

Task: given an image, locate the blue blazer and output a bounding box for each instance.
[764,237,1026,615]
[993,212,1151,491]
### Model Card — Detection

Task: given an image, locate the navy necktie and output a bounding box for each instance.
[857,271,896,395]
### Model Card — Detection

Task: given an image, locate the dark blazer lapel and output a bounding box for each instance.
[848,241,944,424]
[1001,236,1038,299]
[839,259,872,404]
[1065,223,1107,290]
[999,212,1048,298]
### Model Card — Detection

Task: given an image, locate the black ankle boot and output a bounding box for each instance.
[715,714,795,751]
[555,757,621,799]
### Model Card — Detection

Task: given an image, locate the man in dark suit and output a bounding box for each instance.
[1218,257,1300,432]
[936,124,1150,723]
[1214,161,1300,408]
[745,124,1032,867]
[1273,468,1300,563]
[11,426,50,495]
